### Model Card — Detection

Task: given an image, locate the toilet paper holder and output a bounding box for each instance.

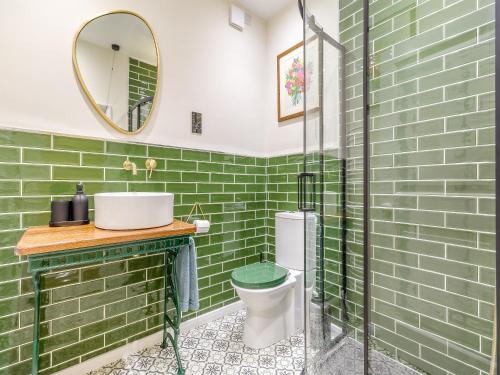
[186,202,210,234]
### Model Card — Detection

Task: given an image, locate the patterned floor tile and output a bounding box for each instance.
[88,310,304,375]
[308,337,423,375]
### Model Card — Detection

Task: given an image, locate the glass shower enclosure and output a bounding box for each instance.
[300,0,497,374]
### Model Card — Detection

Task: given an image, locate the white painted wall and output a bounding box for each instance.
[0,0,339,157]
[0,0,267,156]
[306,0,340,39]
[264,3,304,156]
[263,0,340,156]
[76,40,129,129]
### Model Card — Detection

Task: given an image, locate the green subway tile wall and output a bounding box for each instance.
[265,154,300,263]
[341,0,495,373]
[0,128,267,374]
[266,151,346,330]
[340,0,369,346]
[128,57,157,125]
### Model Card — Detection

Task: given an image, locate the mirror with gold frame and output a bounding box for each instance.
[73,10,159,134]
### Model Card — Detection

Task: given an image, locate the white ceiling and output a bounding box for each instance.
[235,0,297,20]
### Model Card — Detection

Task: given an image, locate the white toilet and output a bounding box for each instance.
[231,211,316,349]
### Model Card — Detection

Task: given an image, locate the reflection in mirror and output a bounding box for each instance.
[73,11,159,134]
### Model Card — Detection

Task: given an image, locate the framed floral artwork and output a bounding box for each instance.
[277,42,305,122]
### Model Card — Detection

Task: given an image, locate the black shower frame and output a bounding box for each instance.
[362,0,370,374]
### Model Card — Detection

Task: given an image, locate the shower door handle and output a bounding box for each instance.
[298,172,316,212]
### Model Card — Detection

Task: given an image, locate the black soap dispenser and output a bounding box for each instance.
[72,183,89,223]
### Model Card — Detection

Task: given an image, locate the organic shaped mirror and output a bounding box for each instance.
[73,11,159,134]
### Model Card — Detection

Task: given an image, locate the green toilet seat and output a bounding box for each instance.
[231,262,289,290]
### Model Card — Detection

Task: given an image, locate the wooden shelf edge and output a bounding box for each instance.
[16,219,196,256]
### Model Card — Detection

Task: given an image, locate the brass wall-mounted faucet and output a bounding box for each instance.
[145,158,157,178]
[123,158,137,175]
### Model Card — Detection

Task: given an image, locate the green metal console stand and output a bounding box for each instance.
[26,235,190,375]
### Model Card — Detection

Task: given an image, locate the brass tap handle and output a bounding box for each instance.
[145,158,157,178]
[123,158,138,175]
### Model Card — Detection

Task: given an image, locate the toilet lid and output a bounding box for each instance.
[231,262,289,289]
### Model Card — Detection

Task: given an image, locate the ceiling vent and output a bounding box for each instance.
[229,4,245,31]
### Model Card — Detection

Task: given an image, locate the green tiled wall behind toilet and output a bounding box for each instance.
[266,152,346,329]
[0,128,268,374]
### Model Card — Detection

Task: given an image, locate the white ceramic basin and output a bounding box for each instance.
[94,192,174,230]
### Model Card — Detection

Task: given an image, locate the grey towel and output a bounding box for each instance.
[175,237,199,312]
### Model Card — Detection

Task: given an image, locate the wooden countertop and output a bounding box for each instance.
[16,219,196,256]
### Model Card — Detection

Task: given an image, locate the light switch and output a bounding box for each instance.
[192,112,202,134]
